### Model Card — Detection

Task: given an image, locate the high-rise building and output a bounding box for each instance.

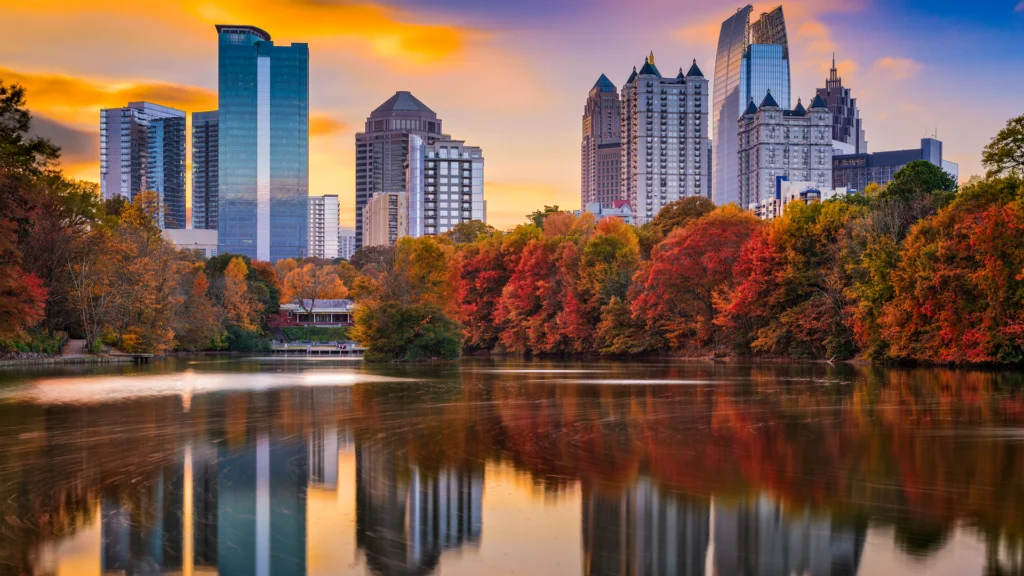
[833,137,957,191]
[581,74,622,208]
[191,110,219,230]
[100,102,186,228]
[817,55,867,154]
[738,92,832,208]
[620,52,710,224]
[362,192,408,247]
[338,228,356,260]
[713,5,791,207]
[308,195,340,259]
[355,91,444,249]
[407,136,485,237]
[216,24,309,261]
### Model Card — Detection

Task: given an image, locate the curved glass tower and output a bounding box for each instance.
[217,25,309,261]
[712,6,790,207]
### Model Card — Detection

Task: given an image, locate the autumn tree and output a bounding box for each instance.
[444,219,494,244]
[982,113,1024,178]
[173,266,224,351]
[223,257,263,332]
[639,196,716,257]
[282,262,347,341]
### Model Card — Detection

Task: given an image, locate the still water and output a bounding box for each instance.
[1,357,1023,575]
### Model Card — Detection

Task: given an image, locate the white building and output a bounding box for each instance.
[738,92,833,209]
[576,200,634,225]
[308,195,340,259]
[620,52,710,224]
[338,228,356,260]
[749,179,849,220]
[407,136,485,236]
[162,228,218,258]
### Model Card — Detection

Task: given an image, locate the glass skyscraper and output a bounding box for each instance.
[99,102,186,228]
[712,5,791,207]
[217,25,308,261]
[191,110,219,230]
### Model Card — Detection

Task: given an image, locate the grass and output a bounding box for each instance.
[282,326,352,343]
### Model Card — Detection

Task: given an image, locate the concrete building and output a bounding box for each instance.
[407,136,485,237]
[162,229,218,258]
[100,102,186,228]
[738,92,833,209]
[581,74,622,208]
[576,200,634,225]
[308,195,340,259]
[620,52,710,224]
[191,110,218,230]
[817,56,867,155]
[713,5,792,207]
[355,91,444,249]
[216,24,309,261]
[832,137,958,192]
[338,228,356,260]
[749,179,849,220]
[362,192,408,247]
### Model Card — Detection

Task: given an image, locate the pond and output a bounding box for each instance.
[1,357,1022,575]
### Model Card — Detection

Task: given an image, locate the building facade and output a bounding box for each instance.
[832,137,956,191]
[217,24,309,261]
[581,74,622,208]
[749,180,848,220]
[191,110,219,230]
[817,56,867,155]
[738,92,833,209]
[308,195,339,259]
[162,229,219,258]
[99,102,186,228]
[713,5,792,207]
[354,91,444,249]
[362,192,408,247]
[338,228,356,260]
[577,200,634,225]
[620,53,710,224]
[407,136,485,237]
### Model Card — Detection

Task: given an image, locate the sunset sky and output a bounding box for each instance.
[2,0,1022,229]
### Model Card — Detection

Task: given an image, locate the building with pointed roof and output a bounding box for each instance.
[737,91,833,209]
[816,55,867,154]
[620,52,711,224]
[581,74,623,208]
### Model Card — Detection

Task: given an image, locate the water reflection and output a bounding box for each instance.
[2,359,1024,575]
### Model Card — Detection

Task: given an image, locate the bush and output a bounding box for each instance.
[282,326,350,342]
[225,326,269,352]
[353,303,462,362]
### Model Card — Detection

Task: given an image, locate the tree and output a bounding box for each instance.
[881,160,957,202]
[281,263,347,341]
[526,205,562,227]
[0,80,59,176]
[0,227,46,344]
[444,219,494,244]
[646,196,716,239]
[223,257,262,332]
[982,114,1024,178]
[349,245,394,271]
[173,268,224,351]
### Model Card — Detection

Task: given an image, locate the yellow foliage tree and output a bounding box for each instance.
[223,257,262,332]
[281,263,348,340]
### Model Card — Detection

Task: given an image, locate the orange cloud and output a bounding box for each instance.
[310,115,348,137]
[872,57,923,80]
[484,181,574,231]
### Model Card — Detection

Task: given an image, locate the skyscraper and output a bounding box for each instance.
[216,24,309,261]
[581,74,622,208]
[191,110,219,230]
[308,195,339,259]
[620,52,710,224]
[407,136,485,237]
[99,102,186,227]
[817,55,867,154]
[713,5,791,206]
[362,192,408,247]
[354,91,443,249]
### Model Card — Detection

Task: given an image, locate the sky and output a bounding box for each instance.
[2,0,1022,230]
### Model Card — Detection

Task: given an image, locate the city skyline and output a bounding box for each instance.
[3,0,1023,229]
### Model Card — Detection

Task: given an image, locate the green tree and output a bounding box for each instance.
[526,205,562,227]
[881,160,957,202]
[982,113,1024,178]
[443,219,494,244]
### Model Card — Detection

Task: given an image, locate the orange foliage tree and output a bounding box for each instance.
[281,263,347,341]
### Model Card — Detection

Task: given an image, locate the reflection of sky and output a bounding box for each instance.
[3,0,1023,228]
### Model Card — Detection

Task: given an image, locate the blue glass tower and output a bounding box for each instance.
[217,25,308,261]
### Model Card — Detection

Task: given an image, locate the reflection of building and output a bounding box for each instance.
[357,439,483,576]
[310,424,339,489]
[582,477,709,576]
[712,494,865,576]
[713,5,792,207]
[100,461,185,573]
[832,137,957,192]
[216,24,309,261]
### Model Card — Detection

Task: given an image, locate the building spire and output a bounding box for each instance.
[648,50,654,65]
[827,53,841,89]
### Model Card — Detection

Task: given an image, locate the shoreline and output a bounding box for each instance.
[0,355,138,368]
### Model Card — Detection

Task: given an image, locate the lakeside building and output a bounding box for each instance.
[216,24,309,261]
[620,52,710,224]
[817,56,867,155]
[354,91,444,249]
[738,92,833,209]
[191,110,219,230]
[270,299,354,328]
[576,200,634,225]
[100,102,186,228]
[407,136,485,237]
[713,5,792,207]
[308,195,340,259]
[362,192,408,247]
[832,137,958,191]
[581,74,623,209]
